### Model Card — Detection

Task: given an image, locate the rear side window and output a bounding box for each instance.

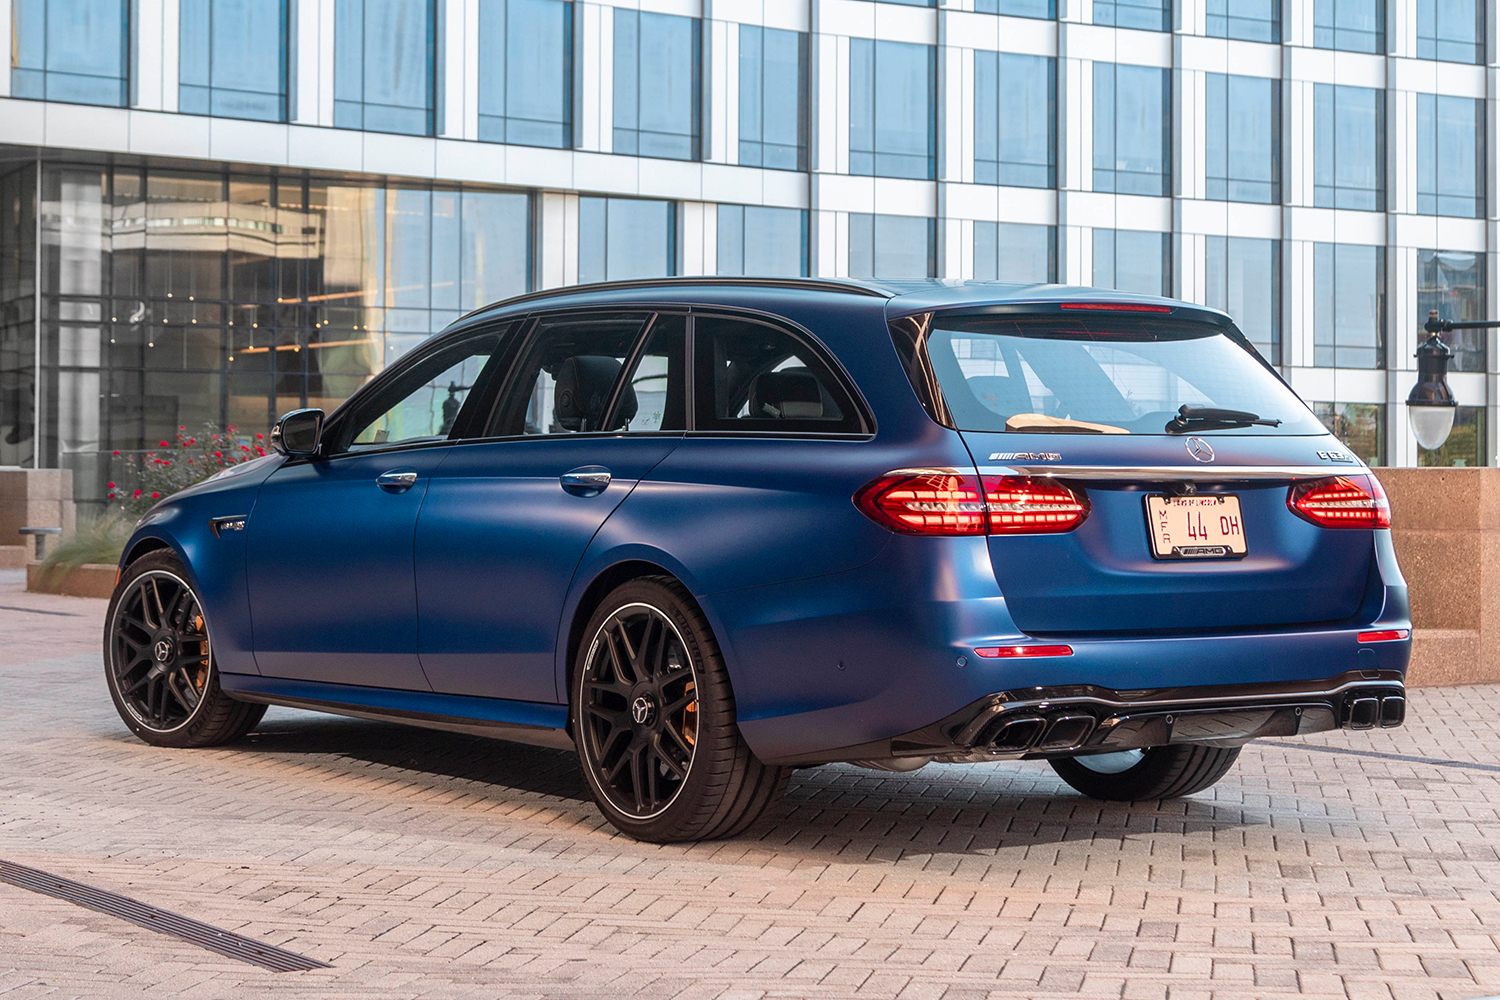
[924,314,1325,435]
[692,315,866,433]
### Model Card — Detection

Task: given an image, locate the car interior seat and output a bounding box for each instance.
[554,356,639,431]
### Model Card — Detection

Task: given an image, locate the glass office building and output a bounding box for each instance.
[1,0,1496,511]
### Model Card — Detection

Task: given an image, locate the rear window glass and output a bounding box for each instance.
[925,315,1325,436]
[693,315,865,433]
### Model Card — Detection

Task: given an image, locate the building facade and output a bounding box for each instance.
[0,0,1496,510]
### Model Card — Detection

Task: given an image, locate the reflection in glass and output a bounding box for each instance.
[614,10,700,160]
[1312,401,1386,466]
[1314,85,1384,211]
[179,0,287,120]
[1093,230,1170,297]
[579,197,675,282]
[973,223,1055,284]
[1417,250,1487,373]
[718,206,807,277]
[478,0,572,147]
[1093,65,1170,197]
[1205,75,1279,204]
[1093,0,1169,31]
[850,40,936,181]
[739,26,807,170]
[1314,0,1383,51]
[1418,405,1486,466]
[1417,96,1483,218]
[1206,0,1279,41]
[11,0,130,105]
[849,214,935,278]
[1313,243,1384,369]
[1417,0,1482,62]
[334,0,435,134]
[1205,236,1280,363]
[974,53,1054,188]
[974,0,1053,18]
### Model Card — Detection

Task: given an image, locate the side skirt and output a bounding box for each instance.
[219,673,575,750]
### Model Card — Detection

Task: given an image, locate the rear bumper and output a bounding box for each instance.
[764,670,1406,766]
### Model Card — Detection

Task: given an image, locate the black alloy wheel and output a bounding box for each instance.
[572,577,789,842]
[104,550,265,748]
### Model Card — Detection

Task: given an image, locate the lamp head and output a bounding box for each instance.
[1406,312,1456,451]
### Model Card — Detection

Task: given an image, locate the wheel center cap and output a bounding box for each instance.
[153,638,175,664]
[630,694,658,728]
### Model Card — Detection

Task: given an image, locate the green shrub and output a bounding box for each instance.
[38,512,134,585]
[110,423,269,519]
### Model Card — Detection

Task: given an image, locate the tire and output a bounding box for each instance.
[104,550,266,748]
[1049,744,1242,801]
[571,576,789,842]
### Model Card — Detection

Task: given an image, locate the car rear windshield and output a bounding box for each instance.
[923,314,1326,436]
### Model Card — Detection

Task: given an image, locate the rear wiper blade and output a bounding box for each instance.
[1165,405,1282,434]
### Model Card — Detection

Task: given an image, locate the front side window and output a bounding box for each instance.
[1417,95,1483,218]
[1206,0,1279,40]
[1313,243,1384,369]
[1311,401,1385,465]
[738,26,806,170]
[179,0,286,120]
[1205,236,1280,364]
[11,0,130,106]
[1206,74,1279,204]
[1093,0,1169,31]
[923,315,1326,436]
[1418,405,1487,466]
[1314,84,1384,211]
[850,40,935,181]
[974,53,1054,188]
[614,10,700,160]
[1314,0,1384,52]
[1094,229,1171,297]
[1418,0,1482,61]
[478,0,572,148]
[334,0,435,134]
[974,223,1055,283]
[718,206,807,277]
[849,214,935,278]
[578,197,675,283]
[1418,249,1487,373]
[693,316,864,433]
[341,329,501,451]
[1093,64,1170,197]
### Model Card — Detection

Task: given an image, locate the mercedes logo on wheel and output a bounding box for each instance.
[1186,437,1216,463]
[153,639,174,663]
[631,695,656,727]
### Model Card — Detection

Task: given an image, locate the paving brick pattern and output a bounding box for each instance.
[0,583,1497,999]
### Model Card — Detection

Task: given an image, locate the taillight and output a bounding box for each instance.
[974,644,1074,658]
[1357,629,1409,643]
[855,471,1088,537]
[1288,475,1391,529]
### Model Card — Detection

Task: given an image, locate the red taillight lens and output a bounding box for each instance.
[1357,629,1409,643]
[855,471,1088,537]
[1288,475,1391,529]
[973,644,1074,658]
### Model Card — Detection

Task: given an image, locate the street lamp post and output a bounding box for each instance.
[1407,309,1473,452]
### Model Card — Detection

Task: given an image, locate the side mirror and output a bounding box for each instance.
[270,408,325,457]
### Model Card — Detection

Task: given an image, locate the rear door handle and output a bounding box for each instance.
[560,466,611,496]
[377,470,419,492]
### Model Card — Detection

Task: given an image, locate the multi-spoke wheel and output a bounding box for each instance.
[1050,744,1242,801]
[572,577,788,842]
[104,550,264,748]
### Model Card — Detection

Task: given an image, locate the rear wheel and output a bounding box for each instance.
[104,550,265,748]
[571,577,789,842]
[1049,745,1241,801]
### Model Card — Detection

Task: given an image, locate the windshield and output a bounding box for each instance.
[923,314,1326,436]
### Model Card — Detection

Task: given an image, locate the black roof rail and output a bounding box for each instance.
[455,276,893,324]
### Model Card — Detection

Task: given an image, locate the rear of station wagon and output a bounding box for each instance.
[106,277,1411,842]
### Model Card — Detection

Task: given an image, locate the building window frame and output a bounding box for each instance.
[1093,64,1171,198]
[1313,83,1385,212]
[612,9,702,162]
[849,39,937,182]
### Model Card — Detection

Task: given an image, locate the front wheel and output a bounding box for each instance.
[571,577,788,842]
[104,550,265,748]
[1049,744,1242,801]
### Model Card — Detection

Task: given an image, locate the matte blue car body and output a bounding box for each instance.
[117,279,1412,766]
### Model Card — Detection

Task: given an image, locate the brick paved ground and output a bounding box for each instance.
[0,577,1497,999]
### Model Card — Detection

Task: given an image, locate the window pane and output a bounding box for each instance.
[1314,85,1383,211]
[975,53,1054,188]
[848,214,934,278]
[974,0,1053,16]
[1205,236,1280,363]
[1094,229,1170,296]
[495,313,649,436]
[347,334,497,448]
[1094,0,1169,31]
[579,197,674,282]
[738,26,806,170]
[334,0,434,135]
[692,315,863,433]
[1206,0,1280,40]
[1417,95,1483,218]
[1206,74,1279,204]
[1417,249,1487,373]
[1418,405,1486,466]
[1093,65,1169,197]
[11,0,130,105]
[179,0,286,120]
[614,10,700,160]
[617,314,687,432]
[1313,243,1384,369]
[1314,0,1384,51]
[850,41,934,180]
[478,0,572,148]
[1312,401,1386,465]
[973,222,1055,283]
[717,206,806,277]
[1417,0,1482,62]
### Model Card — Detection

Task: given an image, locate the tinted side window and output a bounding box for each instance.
[692,315,864,433]
[617,315,688,431]
[490,312,652,436]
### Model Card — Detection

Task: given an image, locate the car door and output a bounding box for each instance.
[415,310,686,704]
[245,326,507,689]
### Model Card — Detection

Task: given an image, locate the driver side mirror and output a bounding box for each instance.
[270,408,325,457]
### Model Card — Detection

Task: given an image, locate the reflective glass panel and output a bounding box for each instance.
[973,223,1055,283]
[1205,74,1279,204]
[11,0,130,105]
[613,10,700,160]
[717,206,808,277]
[974,53,1055,188]
[578,197,675,283]
[1206,0,1279,40]
[1417,249,1487,373]
[738,26,807,170]
[1093,65,1170,197]
[334,0,435,135]
[179,0,287,120]
[1314,0,1384,51]
[1417,0,1482,61]
[1418,405,1487,466]
[1417,95,1483,218]
[1311,401,1385,465]
[850,40,935,181]
[478,0,572,147]
[974,0,1053,17]
[1313,84,1384,211]
[848,214,935,279]
[1093,229,1170,297]
[1094,0,1169,31]
[1205,236,1280,363]
[1313,243,1384,369]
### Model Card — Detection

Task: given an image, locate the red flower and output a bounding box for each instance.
[134,489,142,497]
[112,450,120,456]
[151,492,160,499]
[255,433,264,440]
[226,426,236,433]
[178,425,185,430]
[160,440,169,447]
[107,482,115,488]
[241,444,250,451]
[213,451,222,458]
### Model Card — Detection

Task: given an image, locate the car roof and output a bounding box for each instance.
[455,277,1233,327]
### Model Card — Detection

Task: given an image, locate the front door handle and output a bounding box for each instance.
[377,470,419,492]
[560,466,611,497]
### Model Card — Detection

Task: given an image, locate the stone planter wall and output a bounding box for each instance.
[26,562,117,600]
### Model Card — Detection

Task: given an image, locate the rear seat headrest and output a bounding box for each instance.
[554,356,638,431]
[748,370,825,419]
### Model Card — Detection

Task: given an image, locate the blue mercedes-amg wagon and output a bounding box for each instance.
[106,278,1411,841]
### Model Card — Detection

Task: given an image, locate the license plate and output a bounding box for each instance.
[1145,495,1247,559]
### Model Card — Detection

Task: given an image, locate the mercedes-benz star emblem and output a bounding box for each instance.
[631,696,655,726]
[153,639,174,663]
[1186,437,1216,463]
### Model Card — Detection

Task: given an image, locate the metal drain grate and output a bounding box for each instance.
[0,859,329,972]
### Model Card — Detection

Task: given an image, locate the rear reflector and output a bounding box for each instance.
[974,645,1074,658]
[1059,302,1172,313]
[855,471,1089,536]
[1357,629,1409,643]
[1288,474,1391,529]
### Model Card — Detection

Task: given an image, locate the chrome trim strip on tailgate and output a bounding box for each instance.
[980,464,1362,481]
